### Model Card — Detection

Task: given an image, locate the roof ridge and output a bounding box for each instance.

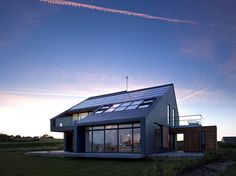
[88,90,127,100]
[88,83,173,100]
[127,83,173,94]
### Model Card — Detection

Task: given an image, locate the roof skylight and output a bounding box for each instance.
[93,98,155,114]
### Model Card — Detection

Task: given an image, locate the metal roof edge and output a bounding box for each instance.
[86,83,174,100]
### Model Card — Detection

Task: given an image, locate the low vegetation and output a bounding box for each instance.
[0,133,63,151]
[221,162,236,176]
[176,142,236,175]
[0,133,54,142]
[0,150,203,176]
[0,139,235,176]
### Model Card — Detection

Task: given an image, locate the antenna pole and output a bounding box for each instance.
[126,76,128,91]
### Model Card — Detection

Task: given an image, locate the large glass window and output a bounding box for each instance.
[105,130,117,152]
[85,131,92,152]
[85,123,141,153]
[119,128,132,152]
[119,124,132,128]
[93,126,104,130]
[73,112,90,122]
[93,130,104,152]
[105,124,117,129]
[133,128,141,152]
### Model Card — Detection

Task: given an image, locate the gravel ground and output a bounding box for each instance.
[183,160,234,176]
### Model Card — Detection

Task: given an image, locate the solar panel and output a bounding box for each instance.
[70,85,171,111]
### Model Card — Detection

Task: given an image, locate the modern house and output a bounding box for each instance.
[221,137,236,144]
[51,83,217,157]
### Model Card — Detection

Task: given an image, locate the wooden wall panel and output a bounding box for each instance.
[170,126,216,152]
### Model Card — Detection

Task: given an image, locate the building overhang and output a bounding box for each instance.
[74,108,148,127]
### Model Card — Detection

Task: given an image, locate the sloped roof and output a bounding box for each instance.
[69,84,172,111]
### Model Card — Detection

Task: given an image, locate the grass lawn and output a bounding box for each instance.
[0,139,63,151]
[221,162,236,176]
[0,151,202,176]
[3,141,236,176]
[0,139,203,176]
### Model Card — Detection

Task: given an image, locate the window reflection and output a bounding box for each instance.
[85,131,92,152]
[105,130,117,152]
[85,122,141,153]
[93,98,155,114]
[93,130,104,152]
[133,128,141,152]
[119,128,132,152]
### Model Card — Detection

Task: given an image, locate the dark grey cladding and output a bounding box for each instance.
[69,84,172,111]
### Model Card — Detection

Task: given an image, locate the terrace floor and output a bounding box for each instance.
[25,150,145,159]
[149,151,204,158]
[26,150,204,159]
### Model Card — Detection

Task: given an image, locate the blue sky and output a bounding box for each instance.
[0,0,236,139]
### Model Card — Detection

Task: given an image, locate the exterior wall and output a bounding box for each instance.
[55,117,73,127]
[64,131,74,152]
[163,127,169,149]
[170,126,217,152]
[77,126,86,152]
[145,86,179,154]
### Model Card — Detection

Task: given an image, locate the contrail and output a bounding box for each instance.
[0,90,83,98]
[40,0,201,24]
[178,87,209,102]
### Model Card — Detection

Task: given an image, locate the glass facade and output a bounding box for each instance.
[85,131,92,152]
[105,129,117,152]
[84,122,141,153]
[93,130,104,152]
[119,128,132,152]
[133,128,141,152]
[73,112,91,122]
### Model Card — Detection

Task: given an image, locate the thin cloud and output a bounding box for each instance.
[178,87,210,102]
[181,38,215,61]
[0,90,83,98]
[40,0,201,24]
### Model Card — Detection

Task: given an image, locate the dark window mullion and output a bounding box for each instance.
[91,130,93,152]
[117,128,119,152]
[132,125,134,153]
[103,127,106,152]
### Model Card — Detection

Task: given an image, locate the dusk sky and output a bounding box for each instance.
[0,0,236,140]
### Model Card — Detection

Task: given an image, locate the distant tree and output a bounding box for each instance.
[41,134,50,139]
[33,136,40,141]
[13,135,21,142]
[0,133,10,142]
[14,135,21,138]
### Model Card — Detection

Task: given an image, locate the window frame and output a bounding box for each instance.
[85,122,141,153]
[167,104,170,125]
